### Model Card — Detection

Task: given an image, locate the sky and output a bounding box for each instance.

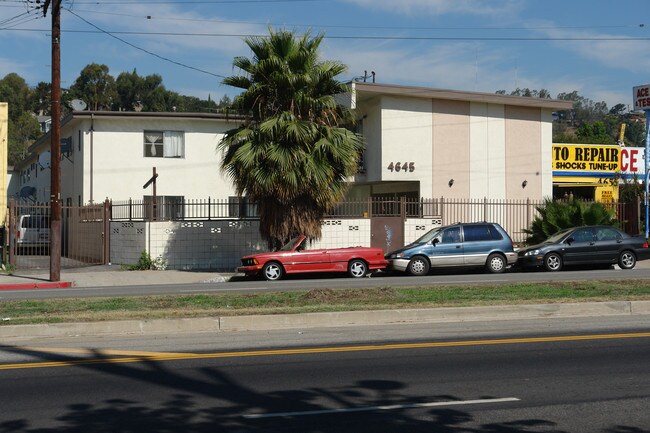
[1,0,650,110]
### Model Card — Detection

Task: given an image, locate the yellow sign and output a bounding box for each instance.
[552,144,620,173]
[595,186,617,203]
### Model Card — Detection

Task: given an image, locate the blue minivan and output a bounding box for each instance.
[386,222,517,276]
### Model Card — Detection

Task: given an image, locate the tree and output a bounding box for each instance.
[0,73,31,120]
[218,28,364,248]
[30,81,52,116]
[556,90,608,126]
[623,119,646,147]
[114,69,145,111]
[70,63,117,111]
[7,112,42,165]
[575,120,613,144]
[495,88,551,98]
[523,199,616,245]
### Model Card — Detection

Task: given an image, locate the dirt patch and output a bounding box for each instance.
[301,287,399,303]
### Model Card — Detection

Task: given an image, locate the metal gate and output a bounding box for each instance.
[7,200,108,270]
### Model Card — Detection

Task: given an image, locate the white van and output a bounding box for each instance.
[16,214,50,251]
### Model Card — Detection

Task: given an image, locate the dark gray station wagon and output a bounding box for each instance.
[386,222,517,276]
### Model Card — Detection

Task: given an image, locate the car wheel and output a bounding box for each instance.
[262,262,284,281]
[618,251,636,270]
[486,253,506,274]
[348,259,368,278]
[544,253,563,272]
[407,256,430,276]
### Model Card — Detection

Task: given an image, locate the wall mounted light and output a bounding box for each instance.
[448,179,454,187]
[522,180,528,188]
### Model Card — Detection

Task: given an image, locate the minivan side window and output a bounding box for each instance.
[441,227,461,243]
[463,224,503,242]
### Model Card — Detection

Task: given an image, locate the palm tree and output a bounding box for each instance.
[218,28,364,249]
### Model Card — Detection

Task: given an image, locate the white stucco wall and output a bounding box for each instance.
[80,117,236,203]
[379,96,433,194]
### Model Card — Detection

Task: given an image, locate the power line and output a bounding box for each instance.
[71,0,322,3]
[5,25,650,42]
[65,7,227,78]
[65,8,649,33]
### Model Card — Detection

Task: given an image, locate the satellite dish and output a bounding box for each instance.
[38,151,51,169]
[70,99,88,111]
[19,186,36,198]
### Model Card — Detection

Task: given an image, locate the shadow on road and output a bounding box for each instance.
[0,345,647,433]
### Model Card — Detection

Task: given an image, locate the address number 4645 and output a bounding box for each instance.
[387,162,415,172]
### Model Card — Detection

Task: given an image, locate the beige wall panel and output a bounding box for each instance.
[505,106,542,200]
[432,99,470,199]
[540,109,554,198]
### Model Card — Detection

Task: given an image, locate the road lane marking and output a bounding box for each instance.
[242,397,521,419]
[2,332,650,371]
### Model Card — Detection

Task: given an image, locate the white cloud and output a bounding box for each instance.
[340,0,522,16]
[325,40,515,93]
[530,26,650,72]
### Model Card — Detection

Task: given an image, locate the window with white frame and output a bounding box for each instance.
[144,130,185,158]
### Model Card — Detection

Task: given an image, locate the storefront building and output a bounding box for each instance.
[552,143,646,202]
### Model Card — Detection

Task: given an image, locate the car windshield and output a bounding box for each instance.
[279,236,304,251]
[413,227,443,244]
[544,228,573,243]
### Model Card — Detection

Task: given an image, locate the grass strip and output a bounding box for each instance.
[2,280,650,325]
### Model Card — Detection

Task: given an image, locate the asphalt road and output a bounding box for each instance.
[1,317,649,432]
[3,265,650,300]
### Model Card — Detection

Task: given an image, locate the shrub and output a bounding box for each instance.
[524,198,616,245]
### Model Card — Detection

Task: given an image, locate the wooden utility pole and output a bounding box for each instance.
[43,0,62,281]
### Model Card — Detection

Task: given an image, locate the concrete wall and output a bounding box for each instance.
[109,217,440,271]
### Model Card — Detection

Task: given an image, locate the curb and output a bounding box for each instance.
[1,300,650,339]
[0,281,73,290]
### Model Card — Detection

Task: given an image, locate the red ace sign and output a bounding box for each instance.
[633,84,650,110]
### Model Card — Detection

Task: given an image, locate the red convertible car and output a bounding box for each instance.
[237,235,388,280]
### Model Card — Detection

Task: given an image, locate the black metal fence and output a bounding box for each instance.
[109,196,637,244]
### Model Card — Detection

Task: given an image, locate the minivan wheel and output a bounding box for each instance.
[618,251,636,270]
[486,253,506,274]
[544,253,562,272]
[407,256,430,276]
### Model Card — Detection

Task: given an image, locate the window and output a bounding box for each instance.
[572,228,594,243]
[462,224,504,242]
[144,195,184,220]
[595,228,621,241]
[441,227,461,243]
[228,196,258,218]
[144,131,184,158]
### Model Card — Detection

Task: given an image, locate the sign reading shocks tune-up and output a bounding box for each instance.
[552,143,645,178]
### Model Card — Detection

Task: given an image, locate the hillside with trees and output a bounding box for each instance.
[497,87,646,147]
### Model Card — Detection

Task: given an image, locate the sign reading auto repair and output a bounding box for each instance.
[552,143,645,177]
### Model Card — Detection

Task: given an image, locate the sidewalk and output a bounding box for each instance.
[0,264,230,290]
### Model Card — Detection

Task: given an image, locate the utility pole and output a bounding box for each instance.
[43,0,62,281]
